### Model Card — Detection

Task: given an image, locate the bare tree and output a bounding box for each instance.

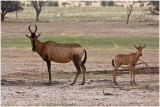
[1,1,23,22]
[146,1,159,15]
[126,2,134,24]
[31,1,47,22]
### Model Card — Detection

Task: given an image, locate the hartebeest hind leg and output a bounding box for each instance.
[132,65,137,85]
[45,55,52,85]
[130,65,133,85]
[70,55,81,85]
[80,63,86,85]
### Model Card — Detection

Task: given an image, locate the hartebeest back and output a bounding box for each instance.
[112,44,146,85]
[25,25,87,85]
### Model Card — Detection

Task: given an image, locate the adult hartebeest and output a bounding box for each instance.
[25,25,87,85]
[112,44,146,85]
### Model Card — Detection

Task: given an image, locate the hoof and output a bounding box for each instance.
[114,84,118,86]
[114,82,118,86]
[79,82,85,85]
[133,82,137,85]
[69,83,75,86]
[47,82,51,86]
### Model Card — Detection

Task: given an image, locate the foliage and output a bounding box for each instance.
[147,1,159,15]
[100,1,107,7]
[31,1,48,21]
[108,1,114,7]
[1,1,23,21]
[62,2,68,7]
[85,1,92,6]
[48,1,59,7]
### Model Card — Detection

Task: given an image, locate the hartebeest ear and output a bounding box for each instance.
[25,34,30,38]
[142,44,146,48]
[37,33,41,38]
[134,44,138,49]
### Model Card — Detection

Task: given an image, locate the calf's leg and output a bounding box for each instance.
[130,65,133,85]
[113,64,120,85]
[132,65,137,85]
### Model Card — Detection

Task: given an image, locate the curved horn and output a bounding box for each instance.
[28,25,32,33]
[34,25,37,33]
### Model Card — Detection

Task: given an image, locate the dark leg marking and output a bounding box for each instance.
[70,55,81,85]
[80,64,86,85]
[45,54,51,85]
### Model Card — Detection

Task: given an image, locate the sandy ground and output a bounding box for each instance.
[1,21,158,36]
[1,48,159,106]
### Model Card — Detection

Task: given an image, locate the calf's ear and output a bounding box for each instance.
[143,44,146,48]
[134,44,138,49]
[25,34,30,38]
[37,33,41,38]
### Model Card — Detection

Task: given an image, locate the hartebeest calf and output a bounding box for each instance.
[25,25,87,85]
[112,44,146,85]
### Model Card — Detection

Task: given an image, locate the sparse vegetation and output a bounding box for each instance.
[108,1,114,7]
[5,7,158,22]
[100,1,107,7]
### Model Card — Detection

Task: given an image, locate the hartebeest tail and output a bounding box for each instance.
[112,44,146,86]
[112,59,115,67]
[25,25,87,85]
[81,49,87,66]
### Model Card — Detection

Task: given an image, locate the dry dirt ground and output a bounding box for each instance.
[1,21,159,106]
[1,48,159,106]
[1,21,158,36]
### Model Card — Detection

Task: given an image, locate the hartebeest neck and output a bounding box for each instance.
[35,39,43,56]
[135,51,140,60]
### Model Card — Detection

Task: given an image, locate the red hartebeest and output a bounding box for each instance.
[25,25,87,85]
[112,44,146,85]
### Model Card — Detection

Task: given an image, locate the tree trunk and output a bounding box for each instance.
[36,14,39,22]
[1,13,5,22]
[126,6,133,24]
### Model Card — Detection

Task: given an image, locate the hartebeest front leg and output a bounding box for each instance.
[70,55,81,85]
[46,55,52,85]
[113,64,120,86]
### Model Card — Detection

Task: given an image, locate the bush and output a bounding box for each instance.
[48,1,58,7]
[140,3,144,7]
[100,1,107,7]
[85,1,92,6]
[108,1,114,7]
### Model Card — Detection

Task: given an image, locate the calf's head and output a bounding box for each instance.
[134,44,146,56]
[25,25,41,52]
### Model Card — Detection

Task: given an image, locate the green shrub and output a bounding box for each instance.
[100,1,107,7]
[108,1,114,7]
